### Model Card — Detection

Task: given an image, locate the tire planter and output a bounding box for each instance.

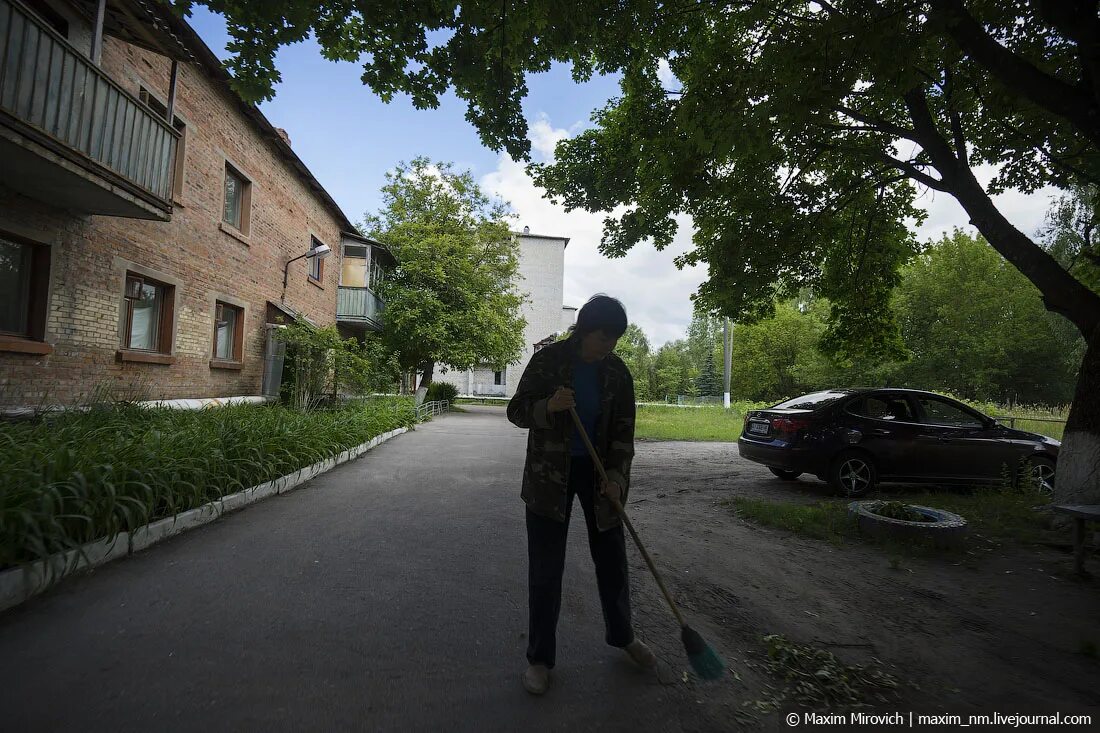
[848,501,968,548]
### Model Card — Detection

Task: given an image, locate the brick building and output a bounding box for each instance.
[0,0,388,409]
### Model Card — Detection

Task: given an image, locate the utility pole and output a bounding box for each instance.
[723,318,732,409]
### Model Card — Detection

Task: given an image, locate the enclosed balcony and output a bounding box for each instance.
[337,233,394,332]
[0,0,179,220]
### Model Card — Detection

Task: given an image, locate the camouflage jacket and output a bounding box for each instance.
[506,337,636,531]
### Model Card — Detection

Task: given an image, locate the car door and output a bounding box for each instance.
[840,392,925,478]
[911,395,1014,481]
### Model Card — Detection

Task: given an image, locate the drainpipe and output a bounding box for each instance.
[166,60,179,121]
[90,0,106,65]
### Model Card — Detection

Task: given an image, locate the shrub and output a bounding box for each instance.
[426,382,458,403]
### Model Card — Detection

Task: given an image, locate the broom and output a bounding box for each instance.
[568,407,726,680]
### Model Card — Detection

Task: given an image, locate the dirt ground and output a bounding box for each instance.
[622,439,1100,729]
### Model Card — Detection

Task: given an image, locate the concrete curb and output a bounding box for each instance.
[0,427,409,614]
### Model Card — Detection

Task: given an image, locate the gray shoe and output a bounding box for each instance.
[625,639,657,668]
[522,664,550,695]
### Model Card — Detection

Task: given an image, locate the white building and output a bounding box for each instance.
[436,229,574,398]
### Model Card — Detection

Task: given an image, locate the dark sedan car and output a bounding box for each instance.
[737,388,1059,496]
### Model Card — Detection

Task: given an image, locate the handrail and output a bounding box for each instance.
[415,400,450,420]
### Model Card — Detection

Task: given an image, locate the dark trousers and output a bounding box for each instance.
[526,456,633,669]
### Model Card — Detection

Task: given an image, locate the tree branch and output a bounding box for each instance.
[879,153,949,191]
[943,66,969,167]
[929,0,1100,147]
[835,105,917,140]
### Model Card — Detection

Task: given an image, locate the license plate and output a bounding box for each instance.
[749,422,769,435]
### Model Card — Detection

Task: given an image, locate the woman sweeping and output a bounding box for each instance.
[507,294,656,696]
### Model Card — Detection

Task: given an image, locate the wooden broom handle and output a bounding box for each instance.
[568,406,686,627]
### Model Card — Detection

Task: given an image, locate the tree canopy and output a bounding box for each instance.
[361,158,526,388]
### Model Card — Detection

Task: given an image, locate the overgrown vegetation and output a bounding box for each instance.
[275,321,399,408]
[0,398,415,569]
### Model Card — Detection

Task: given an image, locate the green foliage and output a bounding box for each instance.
[274,321,399,408]
[1043,185,1100,295]
[888,229,1083,404]
[613,323,655,401]
[177,0,1100,345]
[870,501,933,523]
[760,635,899,708]
[0,398,415,568]
[361,158,526,385]
[425,381,458,403]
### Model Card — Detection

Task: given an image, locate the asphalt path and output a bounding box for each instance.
[0,407,705,732]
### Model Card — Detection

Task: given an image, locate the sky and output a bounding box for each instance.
[187,8,1061,348]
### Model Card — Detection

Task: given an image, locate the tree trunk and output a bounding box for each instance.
[1056,324,1100,505]
[414,360,435,406]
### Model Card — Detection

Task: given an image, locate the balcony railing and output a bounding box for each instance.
[337,286,384,328]
[0,0,179,204]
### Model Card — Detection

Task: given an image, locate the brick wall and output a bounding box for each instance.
[0,35,347,408]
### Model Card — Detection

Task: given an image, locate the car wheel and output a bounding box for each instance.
[829,451,877,497]
[1029,457,1056,496]
[769,468,803,481]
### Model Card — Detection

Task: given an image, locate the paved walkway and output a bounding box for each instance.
[0,407,698,732]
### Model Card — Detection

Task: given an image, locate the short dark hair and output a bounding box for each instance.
[573,294,628,339]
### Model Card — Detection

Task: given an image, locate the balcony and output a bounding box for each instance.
[337,286,384,330]
[0,0,178,220]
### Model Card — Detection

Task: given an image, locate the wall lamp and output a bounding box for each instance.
[282,243,332,297]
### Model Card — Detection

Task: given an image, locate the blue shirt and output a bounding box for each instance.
[570,356,601,456]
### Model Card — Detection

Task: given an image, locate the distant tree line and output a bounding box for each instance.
[617,229,1084,407]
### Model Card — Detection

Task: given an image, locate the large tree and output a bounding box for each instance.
[176,0,1100,501]
[361,158,526,397]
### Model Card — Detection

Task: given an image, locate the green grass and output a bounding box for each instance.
[635,402,767,441]
[0,397,416,568]
[727,484,1052,551]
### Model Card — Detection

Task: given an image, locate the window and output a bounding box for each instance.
[222,163,251,233]
[849,395,915,422]
[139,88,186,200]
[121,272,174,358]
[773,391,849,410]
[494,371,504,386]
[212,301,243,364]
[0,234,50,351]
[341,245,367,287]
[308,236,325,283]
[916,397,984,428]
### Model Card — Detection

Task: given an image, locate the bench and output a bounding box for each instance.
[1052,505,1100,577]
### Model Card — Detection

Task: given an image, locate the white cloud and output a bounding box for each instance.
[482,118,1059,348]
[656,58,677,89]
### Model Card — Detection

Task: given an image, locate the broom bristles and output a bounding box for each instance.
[681,625,726,680]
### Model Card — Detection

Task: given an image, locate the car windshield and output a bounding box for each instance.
[772,391,849,410]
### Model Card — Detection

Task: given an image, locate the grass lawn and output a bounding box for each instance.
[635,403,767,441]
[727,485,1053,553]
[0,397,416,568]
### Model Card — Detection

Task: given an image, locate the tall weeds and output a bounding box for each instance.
[0,398,415,568]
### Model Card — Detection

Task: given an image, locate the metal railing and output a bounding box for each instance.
[336,286,384,325]
[415,400,450,420]
[0,0,179,202]
[992,415,1067,429]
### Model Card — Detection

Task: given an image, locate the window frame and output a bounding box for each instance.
[222,161,252,235]
[210,300,245,368]
[117,270,176,364]
[914,395,989,429]
[308,235,326,286]
[0,232,52,354]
